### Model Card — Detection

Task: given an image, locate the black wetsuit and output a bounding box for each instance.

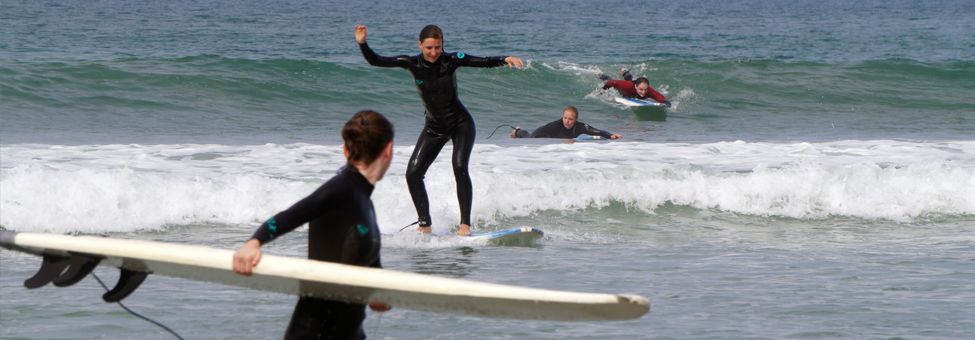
[523,119,614,139]
[250,165,381,340]
[359,41,507,227]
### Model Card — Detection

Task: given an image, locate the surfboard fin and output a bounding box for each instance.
[23,253,102,289]
[103,269,149,302]
[52,253,102,287]
[24,254,72,289]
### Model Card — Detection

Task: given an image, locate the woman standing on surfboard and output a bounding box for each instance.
[355,24,523,236]
[233,110,394,339]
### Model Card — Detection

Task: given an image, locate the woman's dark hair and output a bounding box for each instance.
[419,25,443,42]
[342,110,394,164]
[634,77,650,86]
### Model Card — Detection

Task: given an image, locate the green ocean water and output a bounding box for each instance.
[3,57,973,144]
[2,0,974,144]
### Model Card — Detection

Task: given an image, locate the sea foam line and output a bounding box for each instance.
[2,140,973,232]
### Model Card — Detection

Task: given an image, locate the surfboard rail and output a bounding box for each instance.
[1,231,649,321]
[465,226,543,246]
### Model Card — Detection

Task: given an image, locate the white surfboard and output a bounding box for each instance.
[614,97,666,107]
[0,231,649,321]
[465,226,543,246]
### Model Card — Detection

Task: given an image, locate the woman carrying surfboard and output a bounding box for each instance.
[233,110,394,340]
[355,24,523,236]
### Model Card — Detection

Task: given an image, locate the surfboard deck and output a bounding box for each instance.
[612,97,668,121]
[573,134,611,142]
[465,226,543,246]
[0,231,649,321]
[613,96,667,107]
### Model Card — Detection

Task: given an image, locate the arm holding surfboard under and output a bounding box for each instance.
[233,239,391,312]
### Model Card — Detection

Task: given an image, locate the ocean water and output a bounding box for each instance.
[2,0,974,339]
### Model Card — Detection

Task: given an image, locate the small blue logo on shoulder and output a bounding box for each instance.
[415,79,424,85]
[356,224,369,236]
[457,52,466,59]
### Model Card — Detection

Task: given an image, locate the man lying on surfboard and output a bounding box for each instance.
[510,106,622,140]
[599,69,671,108]
[233,110,394,340]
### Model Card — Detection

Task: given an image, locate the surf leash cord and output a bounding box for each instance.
[91,271,186,340]
[397,220,421,232]
[486,124,518,139]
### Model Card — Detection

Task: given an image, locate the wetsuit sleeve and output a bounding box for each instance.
[358,42,413,68]
[453,53,507,68]
[644,86,668,103]
[580,123,613,138]
[602,79,626,90]
[250,183,345,245]
[529,120,563,138]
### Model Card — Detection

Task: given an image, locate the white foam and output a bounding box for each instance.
[381,231,491,249]
[2,140,974,233]
[540,61,602,75]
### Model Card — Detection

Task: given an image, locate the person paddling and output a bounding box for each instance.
[600,69,671,107]
[510,106,621,140]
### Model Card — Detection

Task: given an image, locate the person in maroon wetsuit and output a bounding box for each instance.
[510,106,622,139]
[233,110,394,340]
[600,70,671,107]
[355,24,523,236]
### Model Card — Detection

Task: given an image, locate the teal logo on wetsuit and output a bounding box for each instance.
[457,52,466,59]
[356,224,369,236]
[267,217,278,236]
[415,79,424,85]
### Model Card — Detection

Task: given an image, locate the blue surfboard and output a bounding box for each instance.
[466,227,544,246]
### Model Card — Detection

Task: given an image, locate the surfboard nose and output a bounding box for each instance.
[618,294,651,315]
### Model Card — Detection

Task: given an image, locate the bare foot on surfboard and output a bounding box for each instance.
[456,224,471,236]
[416,226,432,234]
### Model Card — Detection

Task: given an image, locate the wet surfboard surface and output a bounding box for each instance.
[1,230,649,321]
